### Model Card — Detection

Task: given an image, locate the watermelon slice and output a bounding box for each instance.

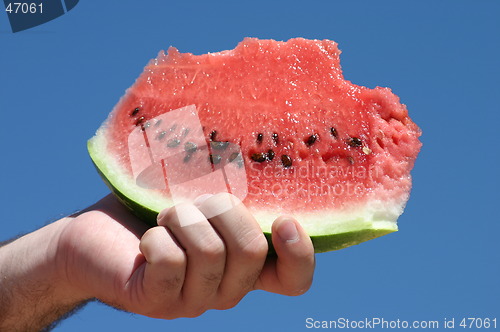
[88,38,421,253]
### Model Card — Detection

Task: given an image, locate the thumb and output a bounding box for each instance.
[255,216,315,296]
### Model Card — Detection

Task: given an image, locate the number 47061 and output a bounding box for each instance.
[460,318,497,329]
[5,2,43,14]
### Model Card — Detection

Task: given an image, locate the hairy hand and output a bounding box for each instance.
[57,193,315,319]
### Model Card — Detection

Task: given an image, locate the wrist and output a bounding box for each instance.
[0,217,90,329]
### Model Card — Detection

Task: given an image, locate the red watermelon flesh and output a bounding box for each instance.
[88,38,421,252]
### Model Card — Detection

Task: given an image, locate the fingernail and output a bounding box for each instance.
[193,194,214,207]
[158,204,207,227]
[156,207,171,224]
[175,204,208,227]
[196,193,241,219]
[277,220,299,243]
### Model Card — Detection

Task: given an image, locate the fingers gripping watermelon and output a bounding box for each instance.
[88,38,422,253]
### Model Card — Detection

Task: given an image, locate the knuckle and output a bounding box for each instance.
[142,226,156,238]
[159,202,201,227]
[238,231,268,261]
[155,276,183,293]
[215,296,242,310]
[145,277,184,303]
[193,238,225,262]
[165,247,186,267]
[201,271,224,287]
[140,226,161,247]
[184,307,206,318]
[285,279,313,296]
[157,207,177,227]
[141,226,186,265]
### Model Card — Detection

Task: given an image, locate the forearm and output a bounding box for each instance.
[0,218,89,332]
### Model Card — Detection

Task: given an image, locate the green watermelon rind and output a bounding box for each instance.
[88,133,398,254]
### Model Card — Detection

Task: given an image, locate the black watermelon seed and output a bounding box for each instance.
[209,130,217,141]
[267,149,275,161]
[305,134,318,146]
[134,116,145,126]
[256,133,263,144]
[347,137,362,147]
[211,141,230,150]
[183,153,193,163]
[131,107,140,117]
[251,152,268,162]
[166,139,181,148]
[184,142,197,153]
[272,133,279,145]
[156,131,167,140]
[330,127,338,138]
[209,154,222,164]
[228,152,244,168]
[348,156,355,165]
[229,152,240,162]
[281,155,293,168]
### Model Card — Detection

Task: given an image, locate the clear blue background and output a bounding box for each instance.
[1,1,499,331]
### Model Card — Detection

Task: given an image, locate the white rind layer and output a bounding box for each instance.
[89,130,174,211]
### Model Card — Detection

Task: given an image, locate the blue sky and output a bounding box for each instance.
[1,1,499,331]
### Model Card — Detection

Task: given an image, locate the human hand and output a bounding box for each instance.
[57,193,315,319]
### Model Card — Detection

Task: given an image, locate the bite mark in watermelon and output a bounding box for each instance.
[88,38,422,253]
